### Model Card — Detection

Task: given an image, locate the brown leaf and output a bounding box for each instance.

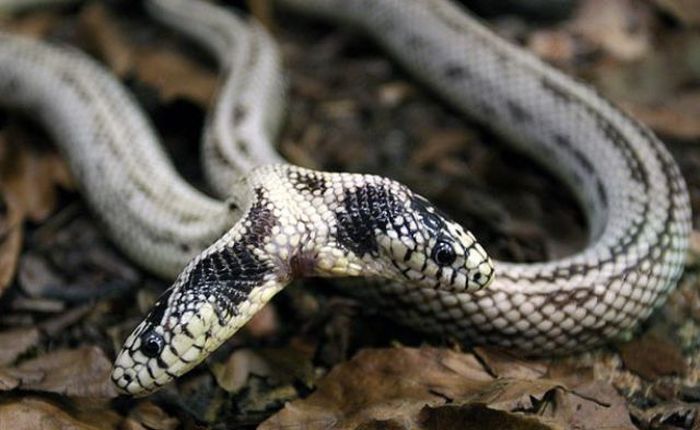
[0,127,71,296]
[261,347,569,429]
[624,93,700,140]
[78,3,134,77]
[618,331,687,380]
[0,192,22,297]
[0,11,62,38]
[1,127,73,222]
[653,0,700,26]
[527,30,580,65]
[689,230,700,266]
[77,2,216,107]
[128,401,180,430]
[0,326,40,367]
[418,404,562,430]
[541,381,636,430]
[639,401,700,429]
[473,347,548,380]
[569,0,653,61]
[8,346,119,398]
[0,397,107,430]
[212,347,314,393]
[243,304,280,338]
[212,348,272,393]
[410,129,472,168]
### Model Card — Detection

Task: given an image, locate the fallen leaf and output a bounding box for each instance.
[652,0,700,26]
[78,3,217,107]
[211,347,314,393]
[418,404,562,430]
[0,397,106,430]
[243,304,280,338]
[0,326,40,367]
[212,348,272,393]
[128,401,180,430]
[410,130,472,168]
[260,347,563,429]
[473,347,548,380]
[527,29,582,66]
[541,381,636,430]
[0,192,22,298]
[7,346,118,398]
[689,230,700,266]
[624,93,700,140]
[639,401,700,429]
[0,11,62,38]
[569,0,653,61]
[0,124,73,297]
[78,2,134,77]
[618,331,687,380]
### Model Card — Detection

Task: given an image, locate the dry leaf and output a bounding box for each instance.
[624,93,700,140]
[261,347,553,429]
[473,347,548,380]
[261,347,631,429]
[78,2,217,107]
[0,327,40,367]
[410,130,472,168]
[618,331,687,380]
[0,192,22,297]
[689,230,700,266]
[541,381,636,430]
[8,346,118,398]
[128,401,180,430]
[0,127,72,296]
[569,0,653,61]
[0,397,105,430]
[243,304,280,338]
[79,3,134,77]
[418,404,562,430]
[212,347,314,393]
[212,348,272,393]
[0,11,61,38]
[639,401,700,429]
[653,0,700,26]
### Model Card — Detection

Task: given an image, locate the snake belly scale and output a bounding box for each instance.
[0,0,691,396]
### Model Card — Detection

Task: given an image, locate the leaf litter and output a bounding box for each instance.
[0,0,698,429]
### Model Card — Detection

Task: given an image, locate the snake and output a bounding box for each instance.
[0,0,691,396]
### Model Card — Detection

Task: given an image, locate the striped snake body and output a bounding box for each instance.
[0,0,691,396]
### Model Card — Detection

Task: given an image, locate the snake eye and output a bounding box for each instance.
[140,331,165,358]
[432,241,456,266]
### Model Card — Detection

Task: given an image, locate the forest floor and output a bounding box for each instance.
[0,0,699,429]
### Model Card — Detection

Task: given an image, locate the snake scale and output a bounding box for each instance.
[0,0,691,396]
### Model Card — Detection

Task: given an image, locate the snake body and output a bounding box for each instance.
[0,0,691,396]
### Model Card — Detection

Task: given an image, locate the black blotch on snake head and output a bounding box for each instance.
[335,180,494,293]
[389,192,493,292]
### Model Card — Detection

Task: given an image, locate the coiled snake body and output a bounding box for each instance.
[0,0,691,395]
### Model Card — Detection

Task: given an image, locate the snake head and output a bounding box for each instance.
[111,237,283,396]
[334,178,494,293]
[378,192,494,292]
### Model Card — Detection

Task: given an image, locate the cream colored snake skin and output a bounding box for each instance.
[0,0,691,396]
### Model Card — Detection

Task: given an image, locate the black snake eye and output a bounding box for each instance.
[140,331,165,358]
[432,241,456,266]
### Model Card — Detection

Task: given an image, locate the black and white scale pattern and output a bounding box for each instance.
[111,165,493,393]
[0,0,690,396]
[277,0,691,353]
